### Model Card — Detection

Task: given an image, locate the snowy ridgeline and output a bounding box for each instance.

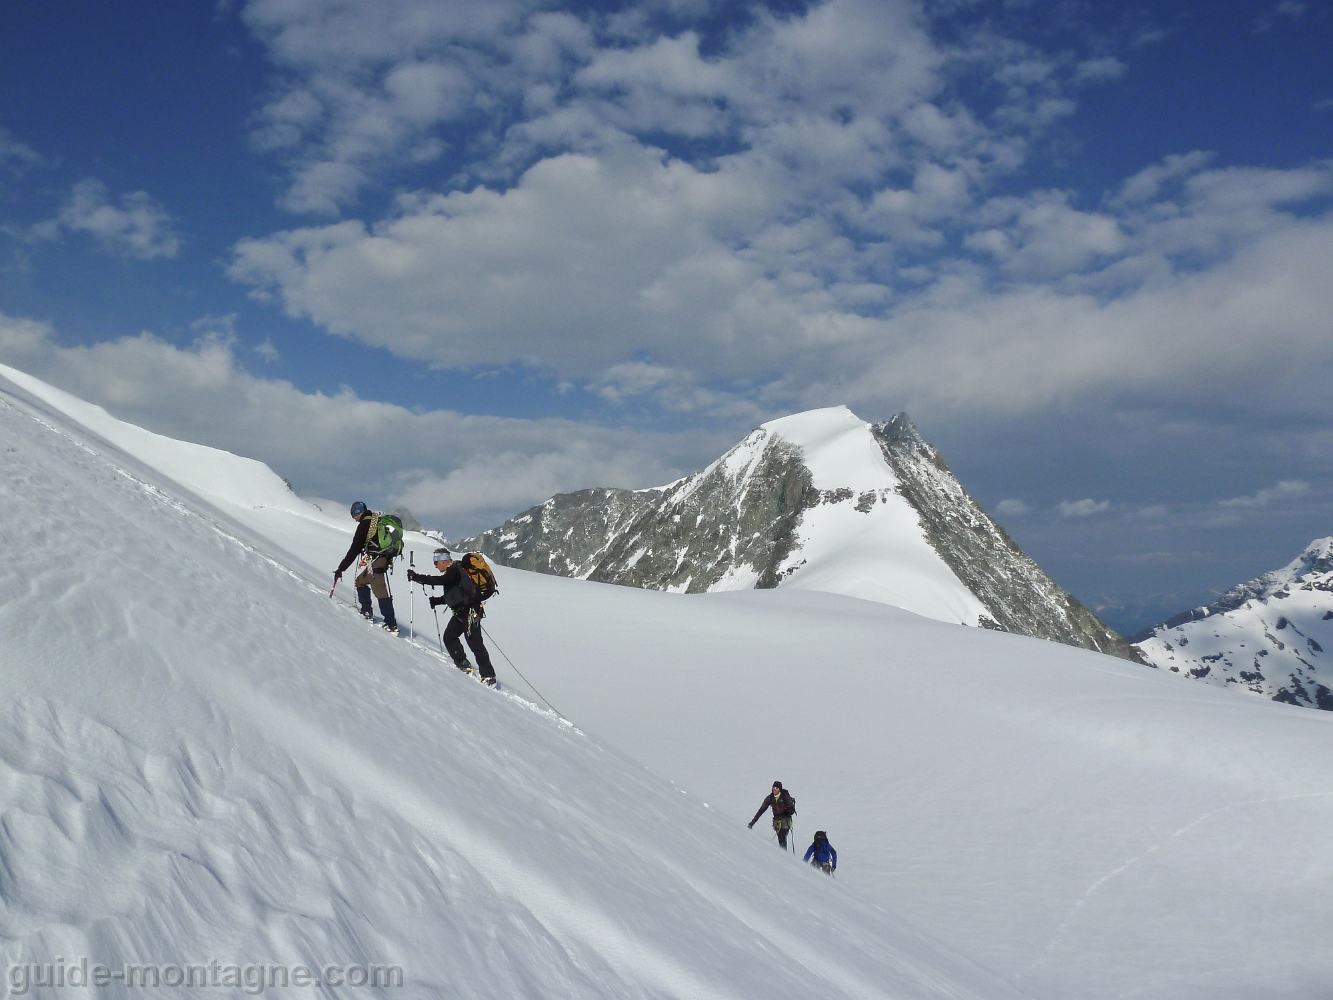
[457,406,1140,661]
[1134,538,1333,709]
[5,362,1333,1000]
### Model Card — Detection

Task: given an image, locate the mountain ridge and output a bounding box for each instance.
[457,405,1140,662]
[1133,536,1333,708]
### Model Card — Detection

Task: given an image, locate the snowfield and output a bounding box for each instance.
[4,363,1333,1000]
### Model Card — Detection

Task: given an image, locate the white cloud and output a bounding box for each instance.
[994,498,1029,517]
[33,179,181,260]
[221,1,1333,435]
[0,311,721,534]
[1059,499,1110,517]
[1217,479,1310,509]
[239,0,1063,216]
[964,190,1125,278]
[230,149,1333,424]
[1073,57,1125,84]
[0,129,44,171]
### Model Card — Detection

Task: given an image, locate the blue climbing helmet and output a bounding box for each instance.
[350,500,368,518]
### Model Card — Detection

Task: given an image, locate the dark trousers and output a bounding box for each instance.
[443,612,495,679]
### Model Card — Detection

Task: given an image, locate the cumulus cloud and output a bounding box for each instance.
[994,498,1030,517]
[238,0,1061,217]
[1217,479,1310,509]
[222,0,1333,429]
[231,151,1333,423]
[1073,57,1125,84]
[32,179,181,259]
[0,311,721,534]
[1059,499,1110,517]
[0,129,44,172]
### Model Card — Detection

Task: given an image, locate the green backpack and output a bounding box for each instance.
[367,513,404,560]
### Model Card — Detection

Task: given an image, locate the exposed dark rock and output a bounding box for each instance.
[454,488,661,578]
[870,415,1142,662]
[387,506,423,532]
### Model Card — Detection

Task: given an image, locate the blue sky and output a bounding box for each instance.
[2,0,1330,634]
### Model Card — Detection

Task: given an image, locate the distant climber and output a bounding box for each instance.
[748,781,797,849]
[409,548,497,685]
[803,830,836,874]
[333,501,404,633]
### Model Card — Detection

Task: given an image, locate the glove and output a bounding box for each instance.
[747,821,754,829]
[429,595,446,609]
[333,571,342,582]
[406,569,420,583]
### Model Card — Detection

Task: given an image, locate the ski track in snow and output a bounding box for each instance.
[1021,788,1333,987]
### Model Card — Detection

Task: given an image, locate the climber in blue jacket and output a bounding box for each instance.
[803,830,837,874]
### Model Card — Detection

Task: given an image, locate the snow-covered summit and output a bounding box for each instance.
[1134,536,1333,709]
[459,404,1138,660]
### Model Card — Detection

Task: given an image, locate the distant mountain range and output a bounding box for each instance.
[456,406,1140,662]
[1133,537,1333,709]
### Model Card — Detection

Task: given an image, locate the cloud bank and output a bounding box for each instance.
[224,0,1333,427]
[0,312,720,535]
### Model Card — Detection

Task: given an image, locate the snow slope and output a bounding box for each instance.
[0,368,1006,997]
[1135,538,1333,709]
[7,365,1333,999]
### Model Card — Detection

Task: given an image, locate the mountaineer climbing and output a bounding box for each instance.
[748,780,797,850]
[333,501,404,633]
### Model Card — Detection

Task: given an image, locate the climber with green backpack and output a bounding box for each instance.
[333,501,405,633]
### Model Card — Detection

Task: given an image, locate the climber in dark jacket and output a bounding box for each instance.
[408,548,496,684]
[748,781,796,849]
[803,830,837,873]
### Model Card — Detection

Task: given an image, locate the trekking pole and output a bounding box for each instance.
[329,574,340,599]
[432,603,444,654]
[409,551,415,641]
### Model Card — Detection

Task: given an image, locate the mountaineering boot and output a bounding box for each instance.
[452,657,473,674]
[483,676,497,687]
[378,597,398,633]
[357,586,374,621]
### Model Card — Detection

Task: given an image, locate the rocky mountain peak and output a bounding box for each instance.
[876,411,928,450]
[456,406,1140,662]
